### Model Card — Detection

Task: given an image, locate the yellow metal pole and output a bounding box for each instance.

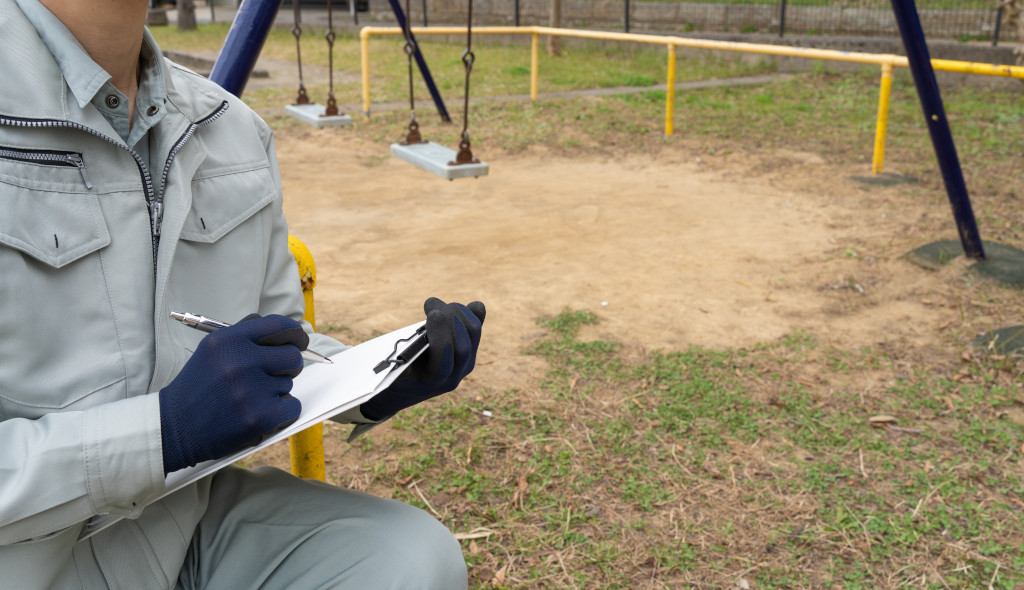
[286,236,326,482]
[872,62,894,174]
[360,28,372,119]
[665,44,676,136]
[531,32,540,101]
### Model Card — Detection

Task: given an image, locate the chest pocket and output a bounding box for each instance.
[167,165,277,324]
[0,157,126,420]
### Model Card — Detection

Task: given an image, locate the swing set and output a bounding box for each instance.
[284,0,352,127]
[284,0,488,180]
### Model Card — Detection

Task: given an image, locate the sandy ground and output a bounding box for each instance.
[274,130,963,398]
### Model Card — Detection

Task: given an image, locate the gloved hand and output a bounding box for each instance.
[159,314,308,474]
[359,298,486,421]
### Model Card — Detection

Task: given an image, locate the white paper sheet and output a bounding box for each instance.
[78,322,427,542]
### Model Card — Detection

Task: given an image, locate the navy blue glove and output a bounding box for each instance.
[159,314,307,474]
[359,298,486,421]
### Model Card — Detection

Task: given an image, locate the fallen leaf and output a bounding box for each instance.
[869,415,898,424]
[511,474,529,507]
[469,540,479,554]
[492,564,508,586]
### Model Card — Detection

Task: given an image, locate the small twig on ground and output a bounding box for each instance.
[555,550,579,590]
[912,481,949,519]
[453,527,495,540]
[408,481,442,518]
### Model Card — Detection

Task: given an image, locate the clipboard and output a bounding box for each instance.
[78,321,428,542]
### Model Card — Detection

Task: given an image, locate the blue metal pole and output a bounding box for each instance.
[387,0,452,123]
[889,0,985,260]
[209,0,283,97]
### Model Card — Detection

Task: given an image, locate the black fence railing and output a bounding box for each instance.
[285,0,1006,43]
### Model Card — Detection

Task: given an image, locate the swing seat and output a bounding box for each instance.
[390,141,489,180]
[285,103,353,128]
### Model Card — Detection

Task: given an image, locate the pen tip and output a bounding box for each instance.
[169,311,185,321]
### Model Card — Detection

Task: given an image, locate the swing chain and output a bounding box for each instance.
[291,3,309,105]
[323,0,339,116]
[400,0,426,145]
[449,0,479,166]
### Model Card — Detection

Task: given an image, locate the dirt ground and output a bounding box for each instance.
[274,129,970,398]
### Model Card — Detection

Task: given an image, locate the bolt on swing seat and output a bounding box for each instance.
[285,0,352,128]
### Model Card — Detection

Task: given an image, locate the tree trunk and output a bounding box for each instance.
[178,0,197,30]
[547,0,561,56]
[998,0,1024,67]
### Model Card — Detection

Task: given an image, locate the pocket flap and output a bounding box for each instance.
[180,167,276,243]
[0,186,110,268]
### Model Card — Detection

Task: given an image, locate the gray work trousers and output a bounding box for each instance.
[173,466,468,590]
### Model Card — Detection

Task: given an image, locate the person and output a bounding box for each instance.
[0,0,485,588]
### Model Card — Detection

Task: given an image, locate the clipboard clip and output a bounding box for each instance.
[372,326,428,374]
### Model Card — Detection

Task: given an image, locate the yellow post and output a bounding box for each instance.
[360,29,372,119]
[530,32,540,101]
[665,44,677,136]
[872,62,894,174]
[286,236,326,482]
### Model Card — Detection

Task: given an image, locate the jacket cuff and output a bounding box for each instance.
[81,394,166,518]
[329,405,390,443]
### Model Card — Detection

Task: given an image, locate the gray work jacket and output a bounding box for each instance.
[0,2,356,586]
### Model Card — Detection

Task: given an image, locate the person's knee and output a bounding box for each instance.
[375,503,468,589]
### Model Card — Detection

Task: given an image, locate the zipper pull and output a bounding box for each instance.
[150,201,164,238]
[66,154,93,189]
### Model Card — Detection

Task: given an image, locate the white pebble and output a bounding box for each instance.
[482,410,493,417]
[601,301,608,307]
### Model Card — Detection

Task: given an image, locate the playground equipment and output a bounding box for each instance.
[388,0,489,180]
[285,0,352,127]
[360,25,1024,176]
[210,0,1024,352]
[890,0,1024,354]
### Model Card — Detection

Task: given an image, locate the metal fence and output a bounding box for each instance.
[289,0,1006,42]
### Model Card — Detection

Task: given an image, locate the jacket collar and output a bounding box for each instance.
[0,0,224,128]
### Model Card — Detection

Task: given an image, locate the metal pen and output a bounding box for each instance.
[170,311,333,364]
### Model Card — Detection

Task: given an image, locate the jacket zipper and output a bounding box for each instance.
[152,101,230,240]
[0,101,229,269]
[0,146,93,189]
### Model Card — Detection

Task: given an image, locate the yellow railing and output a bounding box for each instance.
[359,25,1024,174]
[287,235,326,481]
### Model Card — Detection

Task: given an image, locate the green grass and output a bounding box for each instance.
[373,310,1024,588]
[152,22,772,106]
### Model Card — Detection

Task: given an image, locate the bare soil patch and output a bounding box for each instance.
[274,130,968,388]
